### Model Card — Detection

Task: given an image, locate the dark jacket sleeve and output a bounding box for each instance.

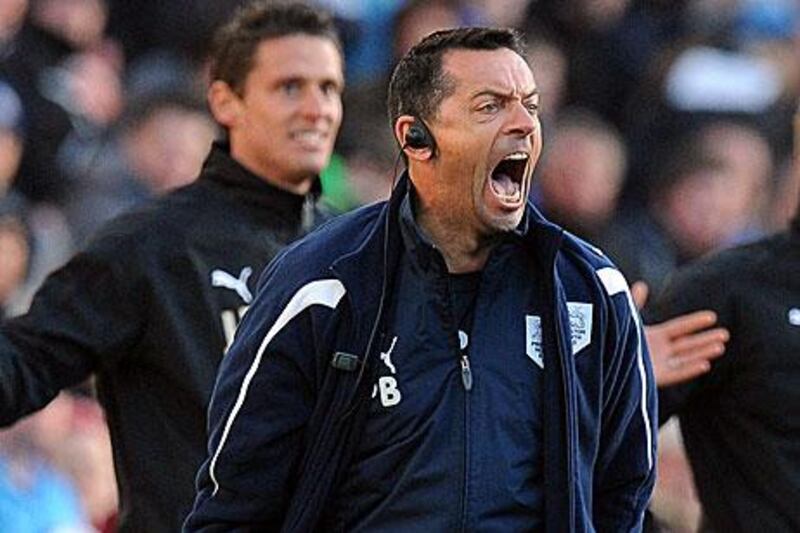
[593,273,658,531]
[0,233,146,425]
[184,270,345,531]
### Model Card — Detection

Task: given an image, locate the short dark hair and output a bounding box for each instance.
[387,27,527,127]
[209,1,342,94]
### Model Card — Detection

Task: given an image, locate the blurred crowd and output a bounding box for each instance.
[0,0,798,530]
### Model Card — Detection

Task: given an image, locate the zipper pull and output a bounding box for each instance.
[460,355,473,391]
[301,195,315,232]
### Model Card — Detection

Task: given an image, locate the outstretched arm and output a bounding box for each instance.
[0,243,144,425]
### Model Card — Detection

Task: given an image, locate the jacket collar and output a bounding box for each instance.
[199,141,321,226]
[397,188,445,275]
[330,172,408,329]
[331,171,565,322]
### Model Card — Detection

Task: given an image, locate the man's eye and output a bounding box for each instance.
[525,102,540,115]
[282,81,301,95]
[479,101,500,113]
[321,82,340,97]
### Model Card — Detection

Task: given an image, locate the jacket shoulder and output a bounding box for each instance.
[653,233,788,319]
[561,231,619,271]
[84,182,214,259]
[672,234,782,289]
[260,202,384,286]
[558,231,631,297]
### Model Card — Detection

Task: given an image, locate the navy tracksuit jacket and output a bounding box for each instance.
[185,175,657,532]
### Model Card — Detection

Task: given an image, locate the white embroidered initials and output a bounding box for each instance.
[372,336,403,407]
[378,377,402,407]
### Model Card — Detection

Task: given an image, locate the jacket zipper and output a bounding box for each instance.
[443,275,473,532]
[301,195,315,232]
[552,278,576,530]
[460,355,473,390]
[460,350,472,532]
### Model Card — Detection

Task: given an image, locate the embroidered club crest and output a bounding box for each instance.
[567,302,593,355]
[526,315,543,369]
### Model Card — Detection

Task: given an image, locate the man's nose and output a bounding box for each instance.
[300,86,334,119]
[504,101,537,138]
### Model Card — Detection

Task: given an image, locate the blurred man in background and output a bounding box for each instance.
[0,2,343,530]
[535,107,627,243]
[649,108,800,531]
[601,120,771,295]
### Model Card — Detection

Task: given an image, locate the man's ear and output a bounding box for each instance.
[395,115,433,161]
[207,81,242,129]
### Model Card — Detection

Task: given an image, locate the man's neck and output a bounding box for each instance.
[415,204,498,274]
[229,145,312,195]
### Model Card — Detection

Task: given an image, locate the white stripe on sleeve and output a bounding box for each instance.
[596,267,654,471]
[209,278,346,496]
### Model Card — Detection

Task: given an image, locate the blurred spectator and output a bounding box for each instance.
[601,120,767,294]
[698,120,774,242]
[0,79,24,196]
[392,0,463,60]
[0,79,72,314]
[0,0,111,204]
[59,45,125,132]
[0,395,90,531]
[468,0,529,27]
[105,0,243,66]
[525,0,640,127]
[60,91,215,246]
[328,120,398,213]
[47,394,117,531]
[621,0,795,201]
[765,155,800,232]
[534,108,627,243]
[0,0,28,53]
[524,31,568,126]
[315,0,404,82]
[0,203,29,318]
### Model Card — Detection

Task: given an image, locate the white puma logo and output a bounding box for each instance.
[211,267,253,304]
[380,336,398,374]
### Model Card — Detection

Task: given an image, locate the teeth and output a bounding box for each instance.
[293,131,324,141]
[503,152,528,161]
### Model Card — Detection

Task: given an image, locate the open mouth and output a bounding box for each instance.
[489,152,528,203]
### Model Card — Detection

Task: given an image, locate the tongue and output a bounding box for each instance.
[491,172,520,198]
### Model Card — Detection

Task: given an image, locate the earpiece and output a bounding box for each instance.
[404,121,432,149]
[403,118,436,156]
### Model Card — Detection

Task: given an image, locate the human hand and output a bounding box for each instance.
[632,281,729,388]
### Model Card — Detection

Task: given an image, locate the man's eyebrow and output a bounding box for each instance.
[470,87,540,100]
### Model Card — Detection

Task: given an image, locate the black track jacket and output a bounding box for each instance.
[0,142,316,531]
[653,220,800,532]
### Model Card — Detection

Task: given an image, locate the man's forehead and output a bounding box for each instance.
[252,34,343,75]
[442,48,535,95]
[255,34,341,60]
